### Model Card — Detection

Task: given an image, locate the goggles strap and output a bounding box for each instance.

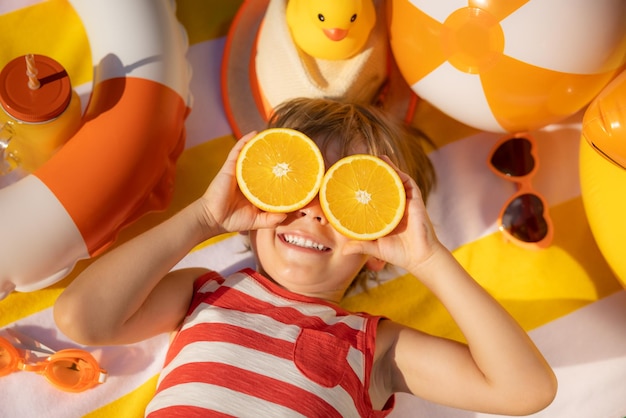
[97,370,107,384]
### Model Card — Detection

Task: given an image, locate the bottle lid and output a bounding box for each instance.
[0,54,72,123]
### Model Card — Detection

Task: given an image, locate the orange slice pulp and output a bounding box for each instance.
[320,154,406,240]
[236,128,325,212]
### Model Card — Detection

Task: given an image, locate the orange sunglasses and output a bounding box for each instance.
[0,329,107,393]
[487,134,553,249]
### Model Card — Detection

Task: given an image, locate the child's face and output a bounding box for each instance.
[249,196,371,302]
[248,136,374,302]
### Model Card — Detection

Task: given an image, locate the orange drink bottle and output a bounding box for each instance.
[0,54,81,173]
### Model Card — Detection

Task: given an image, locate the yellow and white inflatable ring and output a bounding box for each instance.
[580,70,626,287]
[0,0,192,298]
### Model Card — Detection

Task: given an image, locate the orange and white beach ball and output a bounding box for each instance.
[387,0,626,133]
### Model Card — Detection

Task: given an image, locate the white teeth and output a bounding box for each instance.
[283,234,328,251]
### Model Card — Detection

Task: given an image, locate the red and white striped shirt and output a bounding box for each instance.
[145,268,394,417]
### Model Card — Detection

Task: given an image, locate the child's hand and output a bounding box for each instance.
[198,132,287,236]
[342,157,444,274]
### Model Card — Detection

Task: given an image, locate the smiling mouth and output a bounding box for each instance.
[281,234,330,252]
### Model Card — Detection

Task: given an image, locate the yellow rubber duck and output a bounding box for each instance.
[286,0,376,60]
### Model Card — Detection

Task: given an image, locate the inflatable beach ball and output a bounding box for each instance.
[387,0,626,133]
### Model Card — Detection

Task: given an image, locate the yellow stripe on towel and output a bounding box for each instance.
[0,0,91,86]
[176,0,243,45]
[0,285,65,327]
[341,196,622,341]
[84,374,160,418]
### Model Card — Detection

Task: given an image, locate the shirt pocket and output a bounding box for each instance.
[293,328,350,388]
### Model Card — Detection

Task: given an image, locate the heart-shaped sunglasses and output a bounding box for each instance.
[487,134,553,249]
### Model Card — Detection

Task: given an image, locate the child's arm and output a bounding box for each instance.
[54,133,287,346]
[377,252,556,415]
[345,159,557,415]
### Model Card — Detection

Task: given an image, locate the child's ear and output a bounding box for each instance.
[365,257,385,272]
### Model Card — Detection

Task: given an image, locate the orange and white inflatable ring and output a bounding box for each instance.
[0,0,192,298]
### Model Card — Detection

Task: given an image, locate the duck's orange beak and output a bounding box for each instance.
[323,28,348,41]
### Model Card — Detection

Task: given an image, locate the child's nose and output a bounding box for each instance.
[298,197,328,225]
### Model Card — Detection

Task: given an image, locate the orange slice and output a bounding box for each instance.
[320,155,406,240]
[236,128,325,212]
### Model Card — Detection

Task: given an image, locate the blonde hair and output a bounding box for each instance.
[267,98,437,293]
[268,98,435,202]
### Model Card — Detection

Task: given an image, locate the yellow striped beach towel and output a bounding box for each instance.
[0,1,624,417]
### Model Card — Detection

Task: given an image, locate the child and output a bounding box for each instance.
[54,98,557,417]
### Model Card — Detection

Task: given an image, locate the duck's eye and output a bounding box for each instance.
[351,14,357,22]
[318,13,325,22]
